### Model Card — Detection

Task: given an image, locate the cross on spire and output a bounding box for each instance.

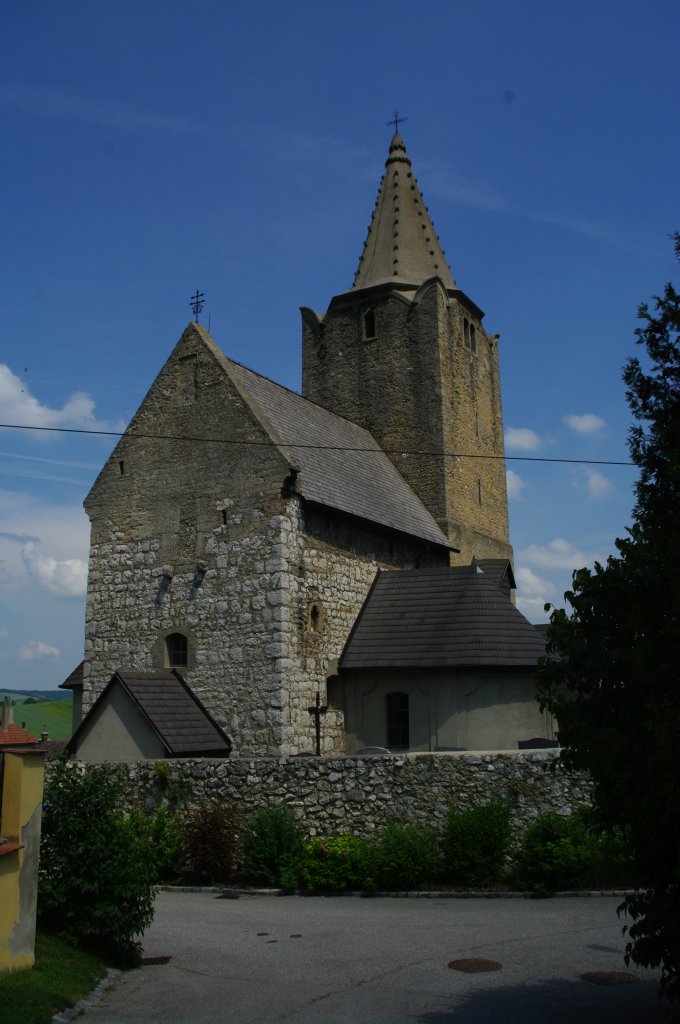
[386,110,407,132]
[190,290,205,322]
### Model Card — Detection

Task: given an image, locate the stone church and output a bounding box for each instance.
[75,132,552,759]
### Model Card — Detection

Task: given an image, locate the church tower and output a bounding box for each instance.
[301,132,512,564]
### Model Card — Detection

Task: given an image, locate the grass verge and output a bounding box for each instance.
[0,930,108,1024]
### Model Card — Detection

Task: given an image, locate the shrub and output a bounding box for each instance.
[373,821,440,890]
[282,834,376,892]
[515,809,637,895]
[39,759,155,966]
[182,798,241,884]
[442,801,512,887]
[240,805,303,886]
[127,805,185,884]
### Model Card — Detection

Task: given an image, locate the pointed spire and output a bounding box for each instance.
[352,133,456,292]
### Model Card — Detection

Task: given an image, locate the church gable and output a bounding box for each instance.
[85,322,292,531]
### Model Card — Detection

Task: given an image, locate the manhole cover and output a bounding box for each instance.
[448,958,502,973]
[580,971,640,985]
[141,956,172,966]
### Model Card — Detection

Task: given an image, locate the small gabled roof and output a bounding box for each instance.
[224,355,452,550]
[68,671,231,757]
[475,558,516,592]
[340,566,546,670]
[352,133,457,293]
[59,660,84,691]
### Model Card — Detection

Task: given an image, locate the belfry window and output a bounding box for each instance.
[469,323,477,354]
[386,692,409,749]
[166,632,188,667]
[362,308,377,341]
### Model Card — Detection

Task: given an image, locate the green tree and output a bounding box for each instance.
[39,759,155,966]
[538,233,680,1001]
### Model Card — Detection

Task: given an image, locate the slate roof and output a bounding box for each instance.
[476,558,516,591]
[224,353,452,550]
[59,660,84,690]
[340,566,547,670]
[68,671,231,757]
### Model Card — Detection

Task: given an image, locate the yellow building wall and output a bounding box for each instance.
[0,750,45,972]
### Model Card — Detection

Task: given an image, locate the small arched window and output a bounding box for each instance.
[469,323,477,354]
[362,308,377,341]
[386,692,409,750]
[166,632,188,667]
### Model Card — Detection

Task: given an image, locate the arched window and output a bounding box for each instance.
[362,308,377,341]
[386,692,409,749]
[166,632,188,667]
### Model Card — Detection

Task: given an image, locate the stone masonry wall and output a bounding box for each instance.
[71,751,592,844]
[301,282,512,565]
[83,323,449,758]
[267,502,449,756]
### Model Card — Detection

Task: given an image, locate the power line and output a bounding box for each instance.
[0,421,635,467]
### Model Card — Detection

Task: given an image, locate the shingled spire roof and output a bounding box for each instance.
[352,133,456,292]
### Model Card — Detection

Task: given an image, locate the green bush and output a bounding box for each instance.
[442,801,512,887]
[515,810,637,894]
[39,759,155,966]
[182,798,241,884]
[373,821,440,890]
[127,805,185,884]
[281,834,376,892]
[240,805,303,886]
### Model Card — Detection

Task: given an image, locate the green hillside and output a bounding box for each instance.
[13,700,74,741]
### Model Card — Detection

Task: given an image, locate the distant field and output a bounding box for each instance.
[13,700,74,741]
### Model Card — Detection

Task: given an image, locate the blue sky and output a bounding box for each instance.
[1,0,678,690]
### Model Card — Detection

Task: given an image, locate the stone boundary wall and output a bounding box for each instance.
[62,751,592,841]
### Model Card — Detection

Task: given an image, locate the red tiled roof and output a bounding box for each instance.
[0,723,39,747]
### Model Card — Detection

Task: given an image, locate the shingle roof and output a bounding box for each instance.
[68,671,231,757]
[223,354,451,550]
[340,566,546,669]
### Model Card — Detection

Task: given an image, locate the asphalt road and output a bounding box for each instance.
[79,891,665,1023]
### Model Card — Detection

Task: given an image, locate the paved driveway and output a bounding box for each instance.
[81,892,664,1023]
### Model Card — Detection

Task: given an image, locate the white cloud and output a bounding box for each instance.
[0,491,89,597]
[583,468,612,500]
[20,640,60,661]
[22,541,87,598]
[519,538,601,571]
[505,427,543,452]
[506,468,525,500]
[516,596,550,622]
[0,364,117,434]
[515,566,553,597]
[563,413,606,435]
